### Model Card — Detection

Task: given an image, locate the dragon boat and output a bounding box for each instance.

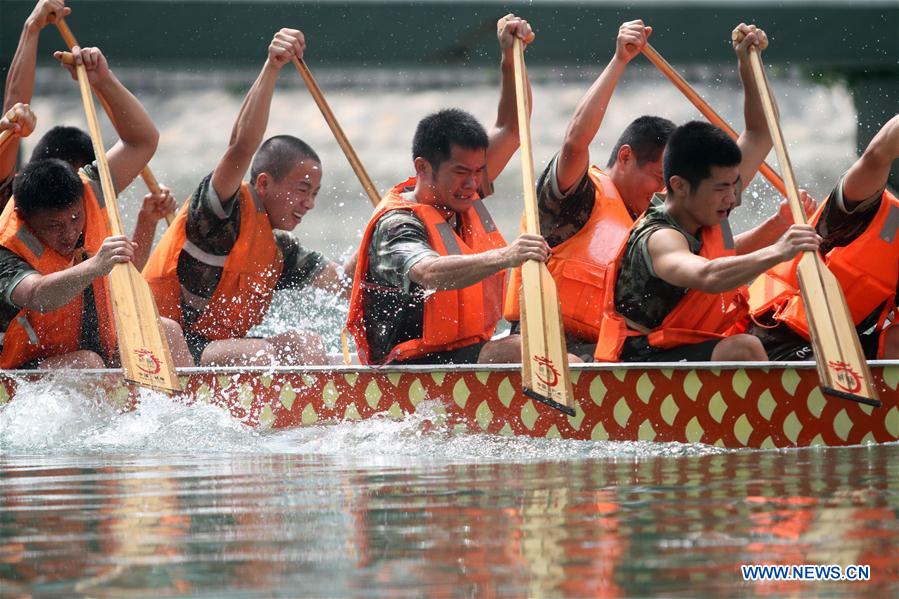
[1,361,897,449]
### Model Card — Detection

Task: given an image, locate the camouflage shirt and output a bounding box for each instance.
[614,196,706,330]
[0,164,103,356]
[361,198,441,362]
[177,174,327,330]
[536,154,638,248]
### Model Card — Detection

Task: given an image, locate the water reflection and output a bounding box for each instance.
[2,446,897,597]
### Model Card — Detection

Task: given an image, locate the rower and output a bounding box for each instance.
[142,28,351,367]
[505,21,814,361]
[594,118,823,363]
[749,114,899,360]
[346,15,553,365]
[0,46,192,370]
[1,1,174,269]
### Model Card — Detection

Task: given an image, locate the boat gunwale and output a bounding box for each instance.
[2,360,898,377]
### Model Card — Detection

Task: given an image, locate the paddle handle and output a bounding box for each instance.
[0,129,13,150]
[728,32,805,225]
[292,57,381,207]
[641,43,787,197]
[139,166,175,225]
[56,19,175,225]
[512,39,540,235]
[0,107,21,150]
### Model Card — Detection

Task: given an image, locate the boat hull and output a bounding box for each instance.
[2,362,897,449]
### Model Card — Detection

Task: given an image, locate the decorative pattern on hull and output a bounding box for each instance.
[2,363,897,449]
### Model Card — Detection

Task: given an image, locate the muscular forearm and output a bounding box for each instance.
[15,261,100,312]
[693,245,782,293]
[130,213,157,271]
[563,57,626,155]
[739,57,768,137]
[486,55,530,180]
[94,74,158,154]
[0,22,41,179]
[3,21,40,111]
[212,60,280,196]
[411,251,508,291]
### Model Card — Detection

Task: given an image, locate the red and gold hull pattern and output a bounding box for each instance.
[1,362,897,449]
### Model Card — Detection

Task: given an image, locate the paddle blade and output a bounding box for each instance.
[108,263,181,393]
[795,254,880,406]
[520,262,576,416]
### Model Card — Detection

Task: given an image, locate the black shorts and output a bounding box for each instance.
[395,341,487,365]
[619,336,720,362]
[508,320,597,362]
[184,331,212,366]
[750,320,881,361]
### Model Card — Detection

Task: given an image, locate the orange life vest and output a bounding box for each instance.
[748,189,899,357]
[594,217,749,361]
[346,177,507,364]
[142,182,283,340]
[504,167,634,341]
[0,175,117,368]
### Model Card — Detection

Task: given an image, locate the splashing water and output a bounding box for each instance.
[0,373,724,462]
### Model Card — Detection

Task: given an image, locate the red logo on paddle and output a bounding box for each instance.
[828,361,862,394]
[534,355,560,388]
[134,348,162,375]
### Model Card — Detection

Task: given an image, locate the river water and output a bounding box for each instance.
[2,66,897,597]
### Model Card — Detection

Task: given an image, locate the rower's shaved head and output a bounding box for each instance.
[30,126,95,171]
[13,159,84,217]
[413,108,489,171]
[250,135,320,184]
[607,116,675,168]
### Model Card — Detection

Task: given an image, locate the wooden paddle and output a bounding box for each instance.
[641,42,787,197]
[0,130,14,151]
[511,38,576,416]
[292,57,381,207]
[60,51,181,393]
[55,18,175,225]
[0,107,21,151]
[733,32,880,407]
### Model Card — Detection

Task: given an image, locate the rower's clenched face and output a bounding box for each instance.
[23,200,86,257]
[684,165,741,227]
[421,145,487,214]
[257,160,323,230]
[619,154,665,215]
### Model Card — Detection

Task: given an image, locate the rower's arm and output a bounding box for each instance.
[211,28,305,200]
[556,20,650,194]
[1,1,68,180]
[409,233,547,290]
[485,14,534,182]
[311,261,352,302]
[55,46,159,195]
[10,235,135,312]
[843,114,899,203]
[649,224,819,293]
[131,185,177,270]
[732,23,773,189]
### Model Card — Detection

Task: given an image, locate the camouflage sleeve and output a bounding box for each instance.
[367,211,438,292]
[185,173,242,255]
[818,172,884,240]
[274,231,328,290]
[535,153,597,247]
[0,247,36,309]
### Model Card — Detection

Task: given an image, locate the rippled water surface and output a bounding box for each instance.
[2,388,898,598]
